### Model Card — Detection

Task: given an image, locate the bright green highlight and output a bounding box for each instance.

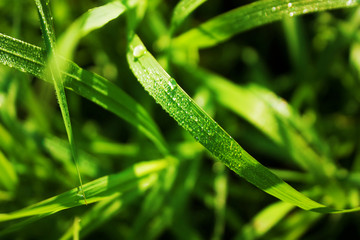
[173,0,359,48]
[0,159,169,223]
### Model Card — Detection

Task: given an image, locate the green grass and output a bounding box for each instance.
[0,0,360,239]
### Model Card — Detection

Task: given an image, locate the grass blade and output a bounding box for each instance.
[0,159,169,223]
[234,201,294,240]
[127,34,360,213]
[0,33,168,154]
[173,0,359,49]
[170,0,207,34]
[183,66,331,180]
[0,150,18,191]
[60,192,140,240]
[34,0,87,203]
[212,163,227,240]
[55,1,126,67]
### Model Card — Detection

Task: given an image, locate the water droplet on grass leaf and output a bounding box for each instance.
[133,45,146,58]
[168,78,177,90]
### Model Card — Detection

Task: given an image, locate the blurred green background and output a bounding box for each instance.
[1,0,360,239]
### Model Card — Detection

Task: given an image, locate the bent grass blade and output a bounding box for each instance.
[173,0,360,49]
[182,66,332,181]
[127,34,360,213]
[170,0,207,35]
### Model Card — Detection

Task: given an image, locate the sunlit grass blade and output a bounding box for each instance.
[183,66,331,180]
[212,163,227,240]
[170,0,207,34]
[42,136,100,179]
[60,192,140,240]
[127,34,360,213]
[277,210,322,239]
[0,150,18,191]
[0,33,168,154]
[54,1,126,69]
[72,217,81,240]
[0,159,169,223]
[234,201,294,240]
[34,0,87,203]
[129,165,178,240]
[173,0,359,49]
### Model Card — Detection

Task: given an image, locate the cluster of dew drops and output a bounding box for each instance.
[270,0,356,17]
[132,44,244,168]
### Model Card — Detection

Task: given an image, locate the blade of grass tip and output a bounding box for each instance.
[0,33,168,154]
[173,0,360,49]
[170,0,207,35]
[34,0,125,205]
[45,1,125,199]
[127,34,360,213]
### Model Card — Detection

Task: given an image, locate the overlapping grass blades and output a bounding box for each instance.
[127,34,360,213]
[34,0,87,202]
[0,159,170,235]
[182,66,332,180]
[0,0,359,238]
[0,32,167,154]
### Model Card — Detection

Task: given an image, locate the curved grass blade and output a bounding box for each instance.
[0,33,168,154]
[183,66,331,180]
[0,159,169,223]
[173,0,359,49]
[127,34,360,213]
[34,0,87,203]
[170,0,207,35]
[55,1,126,69]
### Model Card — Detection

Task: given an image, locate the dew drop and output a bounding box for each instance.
[288,2,292,7]
[303,8,308,14]
[289,12,294,17]
[168,78,177,90]
[133,45,146,58]
[271,6,276,12]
